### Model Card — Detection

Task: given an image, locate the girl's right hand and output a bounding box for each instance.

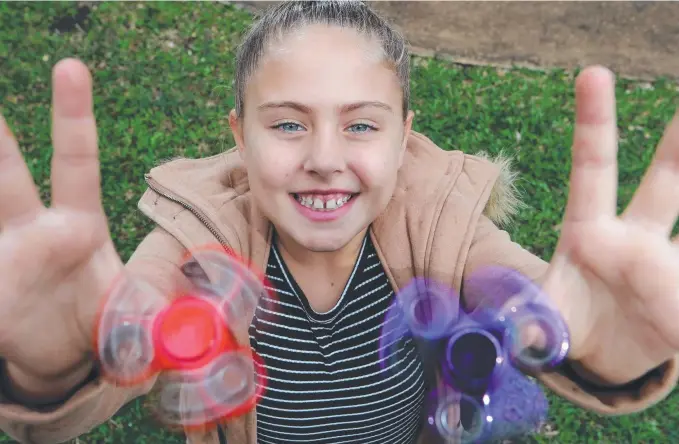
[0,58,124,401]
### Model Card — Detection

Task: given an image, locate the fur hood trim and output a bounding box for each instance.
[475,151,524,227]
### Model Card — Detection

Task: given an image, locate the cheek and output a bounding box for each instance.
[351,147,401,194]
[251,155,296,192]
[243,135,299,191]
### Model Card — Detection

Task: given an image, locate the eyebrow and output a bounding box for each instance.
[256,100,393,114]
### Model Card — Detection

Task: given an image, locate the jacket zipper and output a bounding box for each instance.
[145,175,246,443]
[144,174,231,248]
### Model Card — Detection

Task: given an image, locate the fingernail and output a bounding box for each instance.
[62,63,80,88]
[54,68,88,117]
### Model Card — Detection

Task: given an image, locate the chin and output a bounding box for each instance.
[287,226,366,253]
[296,234,355,253]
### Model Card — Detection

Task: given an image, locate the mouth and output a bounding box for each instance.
[290,192,358,212]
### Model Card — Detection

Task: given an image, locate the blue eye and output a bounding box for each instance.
[273,122,304,133]
[348,123,377,133]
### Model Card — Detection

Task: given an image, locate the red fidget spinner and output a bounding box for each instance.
[92,244,275,431]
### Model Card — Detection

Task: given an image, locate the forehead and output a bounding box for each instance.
[246,24,401,109]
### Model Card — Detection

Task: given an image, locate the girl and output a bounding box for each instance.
[1,1,679,443]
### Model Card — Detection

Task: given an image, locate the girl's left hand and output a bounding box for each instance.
[543,65,679,384]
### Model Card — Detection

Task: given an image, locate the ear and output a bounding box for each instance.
[228,109,245,158]
[398,110,415,167]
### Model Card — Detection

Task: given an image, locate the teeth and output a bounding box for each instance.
[295,194,353,211]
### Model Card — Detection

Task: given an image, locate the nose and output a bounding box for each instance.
[303,129,347,177]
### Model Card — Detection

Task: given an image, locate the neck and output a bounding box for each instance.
[274,228,368,271]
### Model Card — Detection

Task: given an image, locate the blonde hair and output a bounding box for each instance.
[233,0,411,119]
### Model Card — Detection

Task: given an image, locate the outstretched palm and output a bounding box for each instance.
[543,66,679,384]
[0,59,123,386]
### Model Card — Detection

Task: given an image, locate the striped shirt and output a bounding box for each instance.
[247,232,426,444]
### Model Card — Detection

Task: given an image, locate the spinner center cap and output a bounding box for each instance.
[157,298,218,362]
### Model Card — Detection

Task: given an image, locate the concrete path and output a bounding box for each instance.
[235,1,679,81]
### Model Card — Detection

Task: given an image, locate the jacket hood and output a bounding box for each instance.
[475,150,523,227]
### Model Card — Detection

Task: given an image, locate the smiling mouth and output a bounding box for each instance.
[291,193,357,211]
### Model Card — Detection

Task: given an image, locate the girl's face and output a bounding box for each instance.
[230,24,413,254]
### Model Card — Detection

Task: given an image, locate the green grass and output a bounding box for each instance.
[1,2,678,443]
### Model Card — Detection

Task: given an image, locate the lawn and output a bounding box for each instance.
[1,2,678,443]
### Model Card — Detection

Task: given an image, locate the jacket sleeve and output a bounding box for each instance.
[0,226,192,443]
[462,215,679,415]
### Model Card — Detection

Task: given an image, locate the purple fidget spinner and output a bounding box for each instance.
[379,266,570,443]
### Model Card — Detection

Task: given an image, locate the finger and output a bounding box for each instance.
[0,115,43,226]
[562,66,619,223]
[50,58,103,213]
[623,109,679,235]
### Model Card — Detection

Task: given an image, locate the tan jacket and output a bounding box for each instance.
[1,132,677,444]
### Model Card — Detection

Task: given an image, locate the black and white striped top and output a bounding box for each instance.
[247,232,426,444]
